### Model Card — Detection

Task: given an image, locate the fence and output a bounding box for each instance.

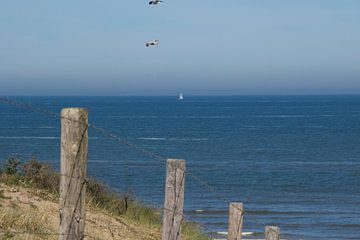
[0,96,282,240]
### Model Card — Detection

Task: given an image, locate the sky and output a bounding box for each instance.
[1,0,360,95]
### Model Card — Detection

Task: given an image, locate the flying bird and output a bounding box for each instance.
[149,0,163,5]
[146,40,159,47]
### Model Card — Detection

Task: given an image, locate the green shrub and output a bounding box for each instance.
[22,157,59,194]
[1,157,21,175]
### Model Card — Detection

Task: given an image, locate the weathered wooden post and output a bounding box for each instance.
[227,202,244,240]
[162,159,186,240]
[265,226,280,240]
[59,108,88,240]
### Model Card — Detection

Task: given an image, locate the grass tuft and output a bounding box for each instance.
[0,203,56,240]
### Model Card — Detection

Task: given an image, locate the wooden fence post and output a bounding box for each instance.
[265,226,280,240]
[227,202,243,240]
[162,159,186,240]
[59,108,88,240]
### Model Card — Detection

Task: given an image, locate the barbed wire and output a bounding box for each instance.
[99,183,216,239]
[0,96,281,238]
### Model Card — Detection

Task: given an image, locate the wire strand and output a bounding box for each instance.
[0,96,281,237]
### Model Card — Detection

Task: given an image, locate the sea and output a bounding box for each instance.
[0,95,359,239]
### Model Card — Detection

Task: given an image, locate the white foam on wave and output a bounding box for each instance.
[216,231,254,236]
[138,137,167,140]
[169,138,208,141]
[138,137,208,141]
[14,126,55,129]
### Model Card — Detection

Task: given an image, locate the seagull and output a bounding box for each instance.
[149,0,163,5]
[146,40,159,47]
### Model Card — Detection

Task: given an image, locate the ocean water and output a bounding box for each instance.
[0,95,360,239]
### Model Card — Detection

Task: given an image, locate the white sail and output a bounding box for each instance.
[178,93,183,100]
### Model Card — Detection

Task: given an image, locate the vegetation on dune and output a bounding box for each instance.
[0,156,210,240]
[0,202,55,240]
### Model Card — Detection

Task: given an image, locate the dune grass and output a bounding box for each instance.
[0,202,55,240]
[0,157,210,240]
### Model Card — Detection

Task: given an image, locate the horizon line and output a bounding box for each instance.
[2,93,360,97]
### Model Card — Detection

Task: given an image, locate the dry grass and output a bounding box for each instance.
[0,157,210,240]
[0,201,55,240]
[0,184,163,240]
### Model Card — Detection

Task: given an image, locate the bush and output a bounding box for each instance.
[1,157,21,175]
[23,157,59,194]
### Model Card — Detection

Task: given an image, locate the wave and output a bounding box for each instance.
[325,223,360,228]
[188,208,354,216]
[111,116,159,119]
[138,137,208,141]
[189,209,299,216]
[0,136,59,139]
[137,137,167,141]
[305,125,326,128]
[290,161,360,166]
[216,231,255,236]
[171,138,208,141]
[245,209,356,215]
[251,114,336,118]
[178,116,230,119]
[1,126,55,129]
[186,209,227,214]
[111,115,230,119]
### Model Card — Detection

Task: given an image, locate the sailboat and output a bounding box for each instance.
[177,93,184,101]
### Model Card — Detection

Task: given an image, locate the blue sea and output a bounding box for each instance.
[0,96,360,239]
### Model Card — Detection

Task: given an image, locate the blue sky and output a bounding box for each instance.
[1,0,359,95]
